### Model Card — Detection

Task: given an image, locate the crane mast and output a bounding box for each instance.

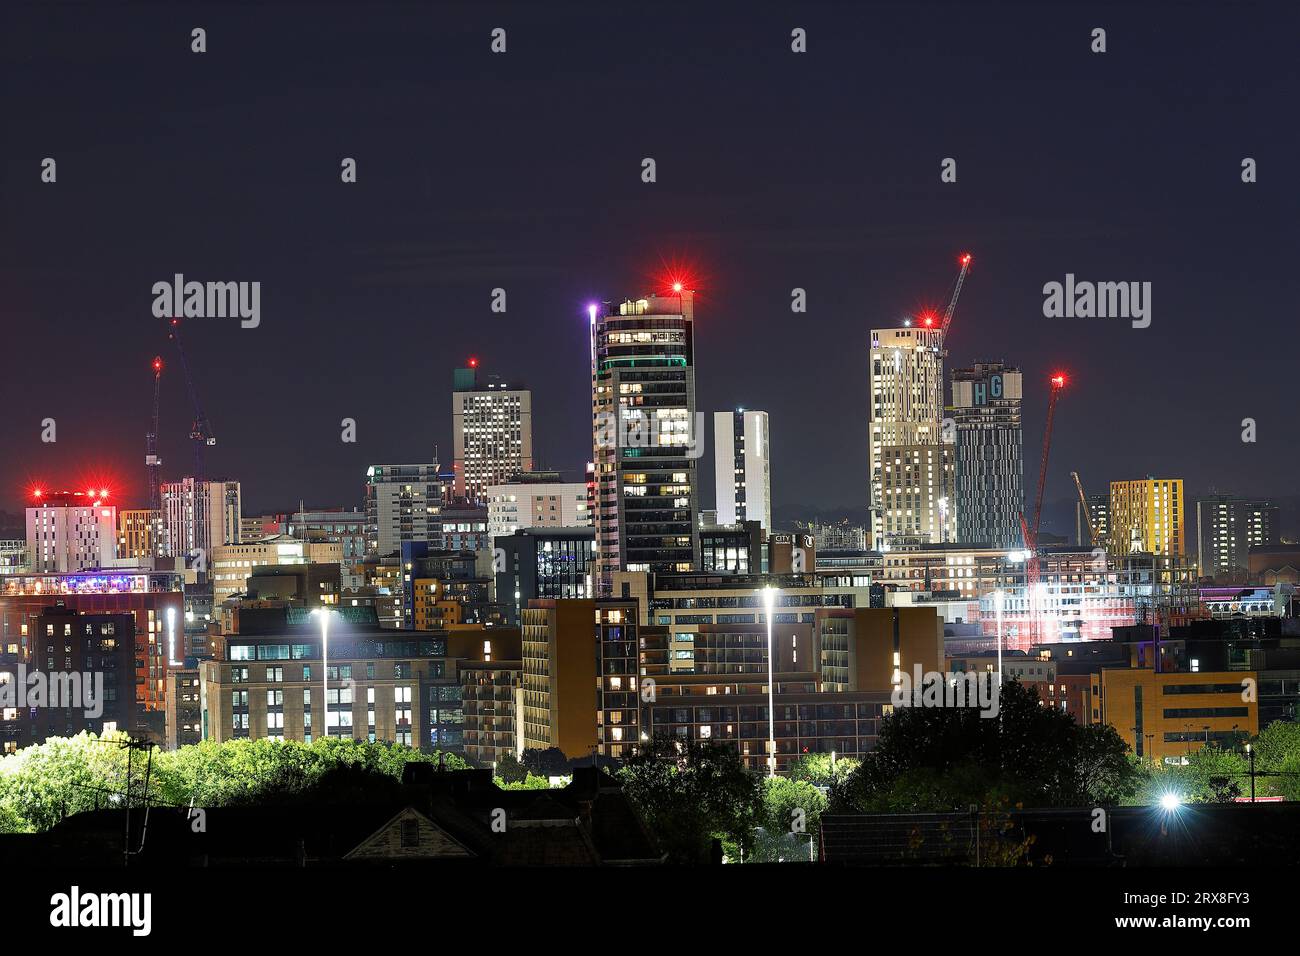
[939,253,973,346]
[1019,373,1067,643]
[167,318,217,480]
[146,356,163,510]
[1071,471,1100,547]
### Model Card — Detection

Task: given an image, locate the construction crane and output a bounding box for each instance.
[939,252,973,347]
[914,252,973,349]
[1018,373,1067,643]
[167,318,217,480]
[1071,471,1100,547]
[146,355,163,510]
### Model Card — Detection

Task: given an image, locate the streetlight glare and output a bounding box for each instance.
[761,584,778,778]
[1159,792,1182,812]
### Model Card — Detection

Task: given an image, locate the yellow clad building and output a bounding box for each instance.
[1110,478,1185,557]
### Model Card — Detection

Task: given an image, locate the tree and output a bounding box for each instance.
[1128,745,1247,805]
[494,752,529,785]
[0,735,468,832]
[1253,720,1300,774]
[618,736,763,864]
[833,680,1139,813]
[495,773,552,791]
[0,732,128,831]
[750,776,826,862]
[521,747,571,777]
[788,752,858,788]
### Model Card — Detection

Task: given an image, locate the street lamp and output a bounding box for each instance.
[992,589,1005,691]
[1246,743,1256,802]
[166,605,179,667]
[311,608,333,741]
[762,585,778,778]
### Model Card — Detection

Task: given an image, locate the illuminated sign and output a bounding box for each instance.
[972,374,1004,406]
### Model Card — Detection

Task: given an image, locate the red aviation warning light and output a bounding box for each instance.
[1051,373,1066,388]
[468,357,479,368]
[672,282,683,293]
[960,252,972,266]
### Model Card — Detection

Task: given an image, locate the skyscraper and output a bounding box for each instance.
[1110,478,1185,557]
[160,478,241,560]
[364,463,443,558]
[1196,495,1280,577]
[486,473,591,544]
[25,490,118,572]
[590,289,700,581]
[949,364,1023,548]
[713,409,771,531]
[451,363,533,503]
[868,326,954,548]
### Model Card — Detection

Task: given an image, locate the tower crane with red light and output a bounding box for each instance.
[1018,373,1067,643]
[146,357,163,514]
[167,318,217,480]
[938,252,973,348]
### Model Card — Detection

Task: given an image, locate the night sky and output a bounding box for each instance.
[3,1,1297,539]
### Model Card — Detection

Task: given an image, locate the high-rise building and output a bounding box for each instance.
[1076,494,1110,548]
[590,291,700,581]
[0,571,184,733]
[16,607,138,746]
[364,463,443,558]
[868,326,954,548]
[1110,479,1185,557]
[117,509,161,561]
[949,364,1024,548]
[451,364,533,503]
[1196,496,1280,577]
[210,535,343,603]
[713,409,772,531]
[25,490,118,573]
[197,608,504,751]
[486,474,591,544]
[520,598,645,760]
[160,478,241,559]
[878,445,956,547]
[494,527,595,625]
[279,507,367,590]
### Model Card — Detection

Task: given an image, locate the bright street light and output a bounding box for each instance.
[762,585,778,778]
[310,607,334,741]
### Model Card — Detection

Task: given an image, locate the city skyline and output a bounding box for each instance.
[3,4,1297,534]
[3,0,1300,906]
